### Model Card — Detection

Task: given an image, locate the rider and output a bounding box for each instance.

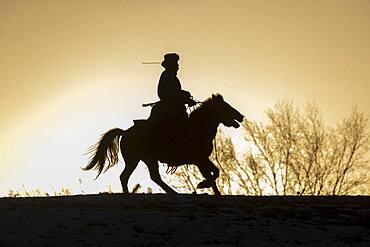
[149,53,197,154]
[150,53,196,122]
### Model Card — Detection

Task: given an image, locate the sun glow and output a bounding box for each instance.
[0,76,165,196]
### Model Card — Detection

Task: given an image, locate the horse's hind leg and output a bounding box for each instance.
[144,159,177,194]
[120,158,139,194]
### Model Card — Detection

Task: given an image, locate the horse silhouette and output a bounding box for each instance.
[83,94,244,195]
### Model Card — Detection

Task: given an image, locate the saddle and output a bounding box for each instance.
[137,100,196,163]
[133,118,189,144]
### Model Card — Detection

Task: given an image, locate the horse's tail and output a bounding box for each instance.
[82,128,125,179]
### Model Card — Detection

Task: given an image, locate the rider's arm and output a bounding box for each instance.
[181,90,196,106]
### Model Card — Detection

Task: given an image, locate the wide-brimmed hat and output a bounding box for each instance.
[161,53,179,68]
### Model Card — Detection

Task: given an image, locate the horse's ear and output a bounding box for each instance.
[212,94,223,101]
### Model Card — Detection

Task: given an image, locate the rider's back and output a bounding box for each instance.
[157,70,182,103]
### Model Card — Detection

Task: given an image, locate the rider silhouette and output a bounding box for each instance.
[148,53,196,155]
[150,53,196,122]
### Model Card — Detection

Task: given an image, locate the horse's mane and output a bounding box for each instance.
[189,94,223,120]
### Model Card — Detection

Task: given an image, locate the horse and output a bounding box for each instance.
[83,94,244,195]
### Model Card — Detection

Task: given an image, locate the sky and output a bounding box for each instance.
[1,0,370,196]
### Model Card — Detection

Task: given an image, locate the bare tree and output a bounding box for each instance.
[242,100,301,195]
[327,106,370,195]
[171,164,200,193]
[243,101,370,195]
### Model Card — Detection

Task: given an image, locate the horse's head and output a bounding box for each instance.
[211,94,244,128]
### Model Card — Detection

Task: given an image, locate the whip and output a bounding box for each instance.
[142,62,161,65]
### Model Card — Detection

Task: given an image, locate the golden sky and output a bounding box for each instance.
[1,0,370,195]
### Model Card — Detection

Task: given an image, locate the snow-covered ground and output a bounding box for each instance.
[0,194,369,246]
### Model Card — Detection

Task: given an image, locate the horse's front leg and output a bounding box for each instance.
[143,159,177,194]
[196,158,221,196]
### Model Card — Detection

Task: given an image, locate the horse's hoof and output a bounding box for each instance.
[197,180,213,189]
[214,191,222,196]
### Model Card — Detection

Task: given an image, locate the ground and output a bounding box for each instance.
[0,194,369,246]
